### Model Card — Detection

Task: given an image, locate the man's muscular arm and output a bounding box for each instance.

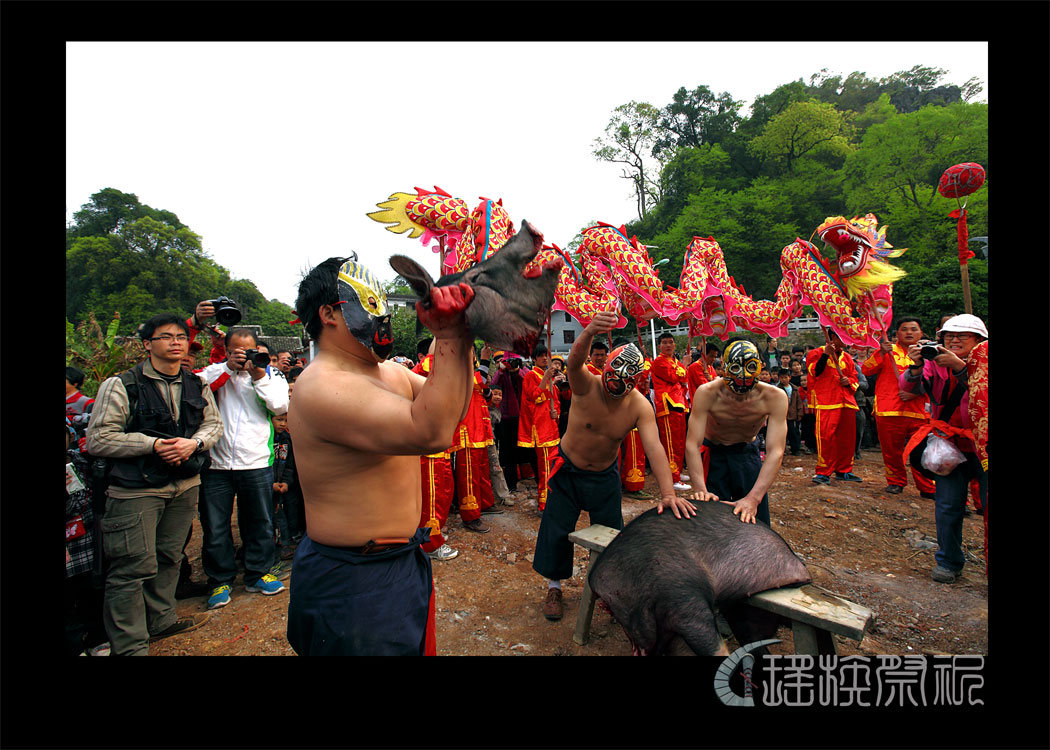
[635,399,697,519]
[567,310,616,396]
[296,284,475,456]
[683,384,719,504]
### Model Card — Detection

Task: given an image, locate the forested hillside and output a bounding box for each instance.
[591,65,987,325]
[66,188,303,339]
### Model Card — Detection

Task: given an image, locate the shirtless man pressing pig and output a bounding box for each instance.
[683,337,789,526]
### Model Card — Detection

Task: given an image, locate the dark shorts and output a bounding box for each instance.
[703,439,770,526]
[287,528,433,655]
[532,448,623,581]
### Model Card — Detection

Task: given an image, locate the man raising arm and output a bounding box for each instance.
[531,310,695,621]
[286,257,475,655]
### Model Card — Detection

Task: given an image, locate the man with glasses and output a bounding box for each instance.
[86,313,223,655]
[196,321,290,609]
[900,314,988,584]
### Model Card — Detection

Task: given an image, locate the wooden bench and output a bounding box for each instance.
[568,524,873,654]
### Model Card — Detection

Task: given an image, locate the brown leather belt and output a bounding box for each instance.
[350,537,413,555]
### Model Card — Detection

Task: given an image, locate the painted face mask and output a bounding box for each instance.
[722,340,762,394]
[337,257,393,362]
[602,343,648,399]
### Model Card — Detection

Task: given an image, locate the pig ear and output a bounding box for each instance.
[502,221,544,263]
[389,255,434,300]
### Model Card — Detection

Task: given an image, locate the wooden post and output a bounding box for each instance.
[961,264,973,315]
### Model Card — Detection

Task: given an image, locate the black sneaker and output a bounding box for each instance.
[919,491,936,500]
[835,472,863,482]
[812,475,831,485]
[883,485,904,495]
[175,580,212,600]
[149,613,211,642]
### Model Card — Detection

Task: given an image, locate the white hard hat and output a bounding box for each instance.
[937,313,988,339]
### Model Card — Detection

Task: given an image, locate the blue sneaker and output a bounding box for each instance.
[835,472,863,482]
[207,584,232,610]
[811,474,831,485]
[245,574,285,595]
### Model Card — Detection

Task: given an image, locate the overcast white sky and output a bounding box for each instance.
[66,42,987,309]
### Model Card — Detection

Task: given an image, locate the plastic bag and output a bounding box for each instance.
[921,432,967,476]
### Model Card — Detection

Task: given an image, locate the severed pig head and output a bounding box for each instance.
[389,220,563,355]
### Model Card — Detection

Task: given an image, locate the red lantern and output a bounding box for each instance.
[939,162,985,314]
[938,162,985,199]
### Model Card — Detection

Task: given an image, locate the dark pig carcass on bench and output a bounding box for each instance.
[390,220,563,356]
[588,504,811,656]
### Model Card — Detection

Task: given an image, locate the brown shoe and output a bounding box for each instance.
[463,518,490,534]
[543,588,563,621]
[149,612,210,642]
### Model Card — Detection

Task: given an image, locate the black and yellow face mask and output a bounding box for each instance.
[722,340,762,394]
[337,259,393,362]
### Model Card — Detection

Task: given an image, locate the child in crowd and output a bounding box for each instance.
[270,412,301,575]
[779,367,804,456]
[798,373,816,454]
[486,386,514,505]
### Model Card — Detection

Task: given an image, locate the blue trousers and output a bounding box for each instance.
[199,467,275,587]
[287,529,432,655]
[703,439,770,526]
[532,448,623,582]
[933,457,987,573]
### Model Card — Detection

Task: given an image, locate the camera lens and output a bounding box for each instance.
[920,345,939,360]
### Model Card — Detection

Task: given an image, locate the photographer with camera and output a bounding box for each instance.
[899,314,988,584]
[490,352,527,494]
[185,298,241,365]
[277,350,300,375]
[197,321,290,609]
[860,317,936,498]
[85,313,223,655]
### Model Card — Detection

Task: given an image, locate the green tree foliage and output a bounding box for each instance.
[391,305,423,360]
[67,189,305,342]
[654,86,743,155]
[65,312,146,397]
[748,100,855,175]
[599,69,986,332]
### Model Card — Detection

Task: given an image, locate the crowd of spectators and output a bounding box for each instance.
[65,305,988,655]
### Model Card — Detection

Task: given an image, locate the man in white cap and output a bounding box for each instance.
[899,313,988,584]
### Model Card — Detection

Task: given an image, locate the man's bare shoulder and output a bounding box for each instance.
[756,382,789,411]
[293,357,410,413]
[694,377,725,404]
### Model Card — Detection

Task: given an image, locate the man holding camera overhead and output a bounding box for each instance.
[193,299,290,610]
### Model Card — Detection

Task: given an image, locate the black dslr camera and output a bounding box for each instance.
[919,340,941,360]
[243,349,271,368]
[208,296,242,326]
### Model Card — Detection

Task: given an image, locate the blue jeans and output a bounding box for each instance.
[200,467,275,587]
[933,457,987,572]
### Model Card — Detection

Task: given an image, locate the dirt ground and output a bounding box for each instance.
[150,447,987,657]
